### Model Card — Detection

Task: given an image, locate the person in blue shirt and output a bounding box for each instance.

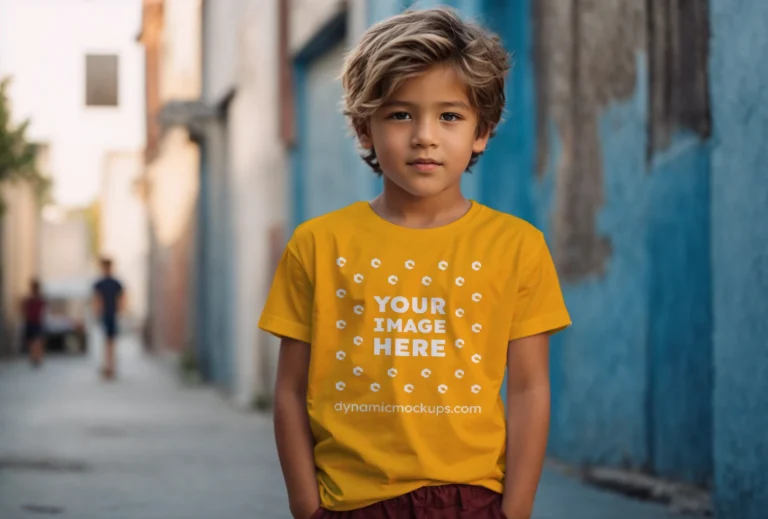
[93,257,124,380]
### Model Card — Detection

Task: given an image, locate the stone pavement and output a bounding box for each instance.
[0,334,687,519]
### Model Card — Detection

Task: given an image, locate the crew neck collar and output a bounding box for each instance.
[355,199,483,242]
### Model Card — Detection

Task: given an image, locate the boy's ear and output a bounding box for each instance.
[357,123,373,150]
[472,127,492,154]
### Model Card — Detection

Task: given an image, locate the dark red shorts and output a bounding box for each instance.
[310,484,505,519]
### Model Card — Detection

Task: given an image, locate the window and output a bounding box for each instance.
[85,54,119,107]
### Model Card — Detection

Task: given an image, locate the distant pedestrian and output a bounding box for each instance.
[259,7,571,519]
[92,257,124,380]
[21,278,46,367]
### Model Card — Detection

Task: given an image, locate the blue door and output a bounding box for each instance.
[292,15,374,229]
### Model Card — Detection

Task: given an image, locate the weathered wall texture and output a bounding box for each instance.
[230,0,288,407]
[146,128,199,352]
[534,0,713,486]
[537,0,644,282]
[709,0,768,515]
[141,0,202,356]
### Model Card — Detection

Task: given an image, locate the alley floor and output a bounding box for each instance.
[0,335,689,519]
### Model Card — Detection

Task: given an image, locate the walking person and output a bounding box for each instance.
[92,257,124,380]
[259,8,571,519]
[21,278,46,367]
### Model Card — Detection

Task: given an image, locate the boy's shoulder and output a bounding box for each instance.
[478,203,542,234]
[290,202,365,241]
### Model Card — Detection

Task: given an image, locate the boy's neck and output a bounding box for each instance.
[369,180,471,229]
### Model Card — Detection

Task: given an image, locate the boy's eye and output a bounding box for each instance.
[440,112,463,122]
[387,112,411,120]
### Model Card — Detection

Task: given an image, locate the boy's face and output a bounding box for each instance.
[359,64,489,198]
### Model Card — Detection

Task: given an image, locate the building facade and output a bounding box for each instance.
[139,0,202,355]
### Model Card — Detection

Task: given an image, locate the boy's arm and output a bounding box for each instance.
[502,333,551,519]
[274,337,320,519]
[118,289,127,314]
[91,289,102,317]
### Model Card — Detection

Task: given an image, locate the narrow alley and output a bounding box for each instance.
[0,334,688,519]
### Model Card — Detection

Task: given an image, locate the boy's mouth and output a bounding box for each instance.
[408,158,443,172]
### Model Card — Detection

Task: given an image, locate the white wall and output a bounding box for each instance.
[0,181,39,353]
[0,0,145,208]
[202,0,243,105]
[161,0,202,102]
[226,0,288,407]
[150,0,201,250]
[290,0,345,54]
[100,150,148,326]
[38,211,93,282]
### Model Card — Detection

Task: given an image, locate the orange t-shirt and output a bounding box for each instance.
[258,201,571,511]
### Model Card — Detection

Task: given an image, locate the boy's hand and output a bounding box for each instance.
[502,333,550,519]
[501,499,530,519]
[292,503,320,519]
[275,338,321,519]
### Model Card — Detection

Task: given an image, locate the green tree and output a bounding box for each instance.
[0,76,50,213]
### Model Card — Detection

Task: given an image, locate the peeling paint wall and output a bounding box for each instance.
[530,0,713,487]
[535,0,645,282]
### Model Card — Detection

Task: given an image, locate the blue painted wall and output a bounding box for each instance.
[539,63,653,469]
[479,0,536,226]
[199,122,235,391]
[195,142,212,380]
[646,135,712,484]
[710,0,768,515]
[291,13,375,229]
[534,58,713,484]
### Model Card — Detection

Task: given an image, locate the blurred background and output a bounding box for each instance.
[0,0,765,518]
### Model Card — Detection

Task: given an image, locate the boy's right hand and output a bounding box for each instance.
[275,337,322,519]
[292,504,321,519]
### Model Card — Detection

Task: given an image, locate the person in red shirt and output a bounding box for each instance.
[21,278,46,367]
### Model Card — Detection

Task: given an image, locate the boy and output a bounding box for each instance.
[21,278,46,367]
[259,8,571,519]
[93,257,124,380]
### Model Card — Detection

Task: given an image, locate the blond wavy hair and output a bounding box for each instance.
[341,7,510,173]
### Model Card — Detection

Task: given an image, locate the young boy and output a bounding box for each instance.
[259,8,571,519]
[21,278,46,367]
[93,258,124,380]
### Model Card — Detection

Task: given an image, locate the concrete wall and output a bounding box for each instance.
[0,0,145,208]
[226,0,289,406]
[143,0,202,354]
[514,0,713,488]
[0,181,39,354]
[709,0,768,515]
[197,0,243,391]
[202,0,242,105]
[146,128,199,352]
[160,0,202,102]
[38,211,92,282]
[290,0,346,54]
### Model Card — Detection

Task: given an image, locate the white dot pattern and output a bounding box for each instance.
[332,256,488,395]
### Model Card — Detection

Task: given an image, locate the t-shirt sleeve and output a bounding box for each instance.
[258,241,314,344]
[508,232,572,341]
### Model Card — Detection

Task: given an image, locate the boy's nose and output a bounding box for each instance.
[411,120,438,148]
